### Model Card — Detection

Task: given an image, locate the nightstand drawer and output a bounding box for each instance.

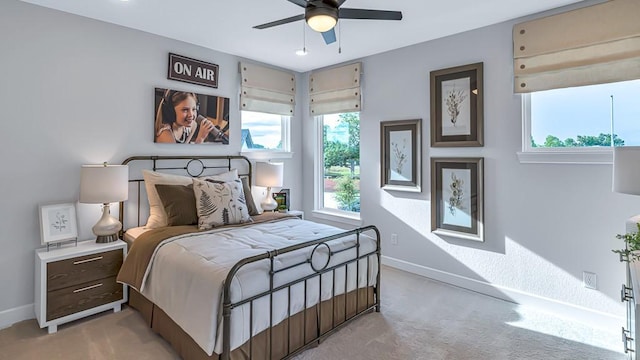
[46,275,123,321]
[47,249,122,291]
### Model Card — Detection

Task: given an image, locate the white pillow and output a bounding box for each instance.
[142,169,238,229]
[192,178,252,230]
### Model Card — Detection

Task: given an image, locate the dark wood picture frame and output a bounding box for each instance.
[380,119,421,192]
[430,157,484,242]
[430,62,483,147]
[281,188,291,211]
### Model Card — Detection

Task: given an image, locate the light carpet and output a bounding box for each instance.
[0,266,625,360]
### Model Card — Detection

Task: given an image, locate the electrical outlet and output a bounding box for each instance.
[391,233,398,245]
[583,271,597,290]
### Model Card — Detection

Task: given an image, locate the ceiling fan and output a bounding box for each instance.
[253,0,403,45]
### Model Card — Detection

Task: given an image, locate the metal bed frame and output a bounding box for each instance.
[118,155,381,360]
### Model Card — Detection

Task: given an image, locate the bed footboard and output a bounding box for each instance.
[221,225,381,360]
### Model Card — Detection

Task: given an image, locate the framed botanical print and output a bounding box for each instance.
[430,157,484,242]
[38,202,78,245]
[430,62,483,147]
[380,119,421,192]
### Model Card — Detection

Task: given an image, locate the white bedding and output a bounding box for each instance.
[138,218,378,356]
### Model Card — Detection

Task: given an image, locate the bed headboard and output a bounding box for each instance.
[117,155,252,236]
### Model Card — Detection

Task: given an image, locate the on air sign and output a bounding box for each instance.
[168,53,219,88]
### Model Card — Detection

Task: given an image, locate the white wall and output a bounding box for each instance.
[301,3,638,329]
[0,0,303,326]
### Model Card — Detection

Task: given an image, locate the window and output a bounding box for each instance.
[315,112,360,219]
[519,79,640,164]
[240,110,291,155]
[238,62,295,159]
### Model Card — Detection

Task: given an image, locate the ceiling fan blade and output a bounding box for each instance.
[287,0,309,8]
[321,28,336,44]
[336,0,347,6]
[253,14,305,29]
[338,8,403,21]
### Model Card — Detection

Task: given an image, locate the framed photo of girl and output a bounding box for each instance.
[380,119,421,192]
[154,87,230,145]
[430,157,484,242]
[430,62,483,147]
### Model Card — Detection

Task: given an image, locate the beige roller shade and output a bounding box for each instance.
[240,62,295,115]
[513,0,640,93]
[309,62,361,115]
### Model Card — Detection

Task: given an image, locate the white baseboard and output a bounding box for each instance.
[381,256,624,331]
[0,304,34,330]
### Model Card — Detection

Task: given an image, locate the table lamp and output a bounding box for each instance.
[613,146,640,234]
[255,162,284,212]
[79,163,129,243]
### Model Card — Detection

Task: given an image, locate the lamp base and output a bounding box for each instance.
[92,203,122,243]
[261,187,278,212]
[96,234,119,243]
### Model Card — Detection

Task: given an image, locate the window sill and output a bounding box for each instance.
[240,151,294,161]
[311,209,362,227]
[517,149,613,165]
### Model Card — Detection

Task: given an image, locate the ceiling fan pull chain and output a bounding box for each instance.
[338,21,342,54]
[303,21,307,54]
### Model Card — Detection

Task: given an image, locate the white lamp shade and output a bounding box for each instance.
[255,162,284,188]
[613,146,640,195]
[79,164,129,203]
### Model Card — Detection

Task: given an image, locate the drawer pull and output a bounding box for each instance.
[73,283,103,293]
[73,256,103,265]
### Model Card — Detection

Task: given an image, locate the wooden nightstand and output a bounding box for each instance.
[35,240,127,334]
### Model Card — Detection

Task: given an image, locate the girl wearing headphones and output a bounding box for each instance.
[155,90,216,144]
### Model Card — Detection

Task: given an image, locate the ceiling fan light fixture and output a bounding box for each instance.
[306,7,338,33]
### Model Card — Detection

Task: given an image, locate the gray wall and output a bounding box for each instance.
[0,0,302,323]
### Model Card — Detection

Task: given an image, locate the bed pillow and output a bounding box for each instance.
[200,169,239,183]
[203,174,258,216]
[240,176,260,216]
[142,169,239,228]
[192,178,252,230]
[155,184,197,226]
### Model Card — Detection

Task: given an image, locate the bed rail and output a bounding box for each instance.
[221,225,381,360]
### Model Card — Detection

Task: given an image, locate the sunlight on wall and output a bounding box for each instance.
[380,191,429,236]
[381,190,623,329]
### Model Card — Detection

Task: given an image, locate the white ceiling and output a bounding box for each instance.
[20,0,585,72]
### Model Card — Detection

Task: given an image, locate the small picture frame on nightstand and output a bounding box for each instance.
[38,202,78,247]
[273,188,290,212]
